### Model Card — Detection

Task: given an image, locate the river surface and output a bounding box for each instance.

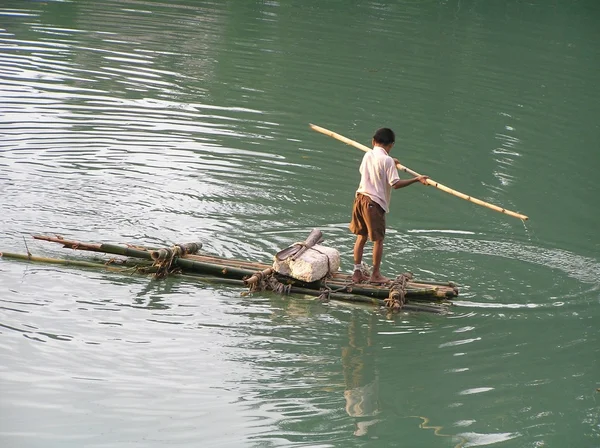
[1,1,599,447]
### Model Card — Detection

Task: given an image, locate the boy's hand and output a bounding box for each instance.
[416,175,429,185]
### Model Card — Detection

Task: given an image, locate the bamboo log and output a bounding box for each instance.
[151,242,202,260]
[0,251,140,273]
[309,123,528,221]
[184,253,268,271]
[341,283,451,300]
[409,280,457,288]
[33,235,154,259]
[244,268,274,286]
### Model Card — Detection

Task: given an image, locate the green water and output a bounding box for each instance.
[1,1,599,447]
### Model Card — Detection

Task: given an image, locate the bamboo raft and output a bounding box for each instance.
[0,234,459,314]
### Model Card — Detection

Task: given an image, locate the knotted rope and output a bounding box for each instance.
[309,246,333,277]
[384,272,414,312]
[151,246,181,278]
[316,278,348,303]
[245,268,291,295]
[149,242,202,279]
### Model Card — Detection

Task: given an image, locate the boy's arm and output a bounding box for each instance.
[392,176,428,189]
[391,157,428,189]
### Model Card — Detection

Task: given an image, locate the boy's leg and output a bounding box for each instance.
[352,234,369,283]
[369,239,389,284]
[362,199,389,284]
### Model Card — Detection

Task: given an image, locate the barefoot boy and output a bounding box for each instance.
[349,128,428,284]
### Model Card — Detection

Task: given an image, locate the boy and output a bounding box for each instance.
[349,128,428,284]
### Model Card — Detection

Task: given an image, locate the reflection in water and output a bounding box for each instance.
[342,312,380,437]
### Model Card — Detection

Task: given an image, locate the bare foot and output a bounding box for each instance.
[369,274,391,285]
[352,271,368,283]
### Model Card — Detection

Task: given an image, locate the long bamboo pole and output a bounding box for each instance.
[309,123,528,221]
[0,251,137,272]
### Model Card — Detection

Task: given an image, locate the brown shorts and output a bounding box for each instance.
[349,194,386,242]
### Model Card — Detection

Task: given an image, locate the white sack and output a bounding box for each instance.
[273,244,340,282]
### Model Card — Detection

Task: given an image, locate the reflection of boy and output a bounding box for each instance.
[342,315,380,436]
[350,127,428,284]
[344,381,380,436]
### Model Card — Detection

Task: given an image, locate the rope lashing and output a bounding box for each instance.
[384,272,414,311]
[149,242,202,279]
[317,279,348,303]
[151,242,201,261]
[290,242,307,261]
[309,246,333,276]
[317,288,331,302]
[150,246,180,279]
[244,268,291,295]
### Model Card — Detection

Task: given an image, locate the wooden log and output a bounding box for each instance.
[0,251,139,273]
[244,268,274,286]
[340,283,449,299]
[33,235,154,259]
[409,280,457,288]
[184,253,268,271]
[150,243,202,261]
[151,248,174,261]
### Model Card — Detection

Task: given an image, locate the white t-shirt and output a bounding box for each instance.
[355,146,400,213]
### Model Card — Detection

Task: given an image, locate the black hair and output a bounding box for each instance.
[372,128,395,146]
